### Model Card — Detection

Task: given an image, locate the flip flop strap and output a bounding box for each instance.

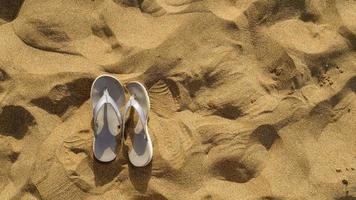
[124,96,147,133]
[93,89,122,128]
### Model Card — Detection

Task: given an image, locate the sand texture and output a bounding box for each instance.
[0,0,355,199]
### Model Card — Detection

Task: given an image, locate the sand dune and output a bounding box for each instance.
[0,0,355,199]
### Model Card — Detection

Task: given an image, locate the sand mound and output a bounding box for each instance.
[0,0,355,199]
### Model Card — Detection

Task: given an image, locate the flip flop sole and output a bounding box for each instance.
[126,81,153,167]
[91,75,125,162]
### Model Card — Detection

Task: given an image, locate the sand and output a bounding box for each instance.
[0,0,355,199]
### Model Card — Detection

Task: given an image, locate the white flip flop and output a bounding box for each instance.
[91,75,125,162]
[124,81,153,167]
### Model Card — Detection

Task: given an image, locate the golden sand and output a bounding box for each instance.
[0,0,355,199]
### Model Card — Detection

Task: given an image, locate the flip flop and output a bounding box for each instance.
[124,81,153,167]
[91,75,125,162]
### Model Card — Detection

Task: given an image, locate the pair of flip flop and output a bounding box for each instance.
[90,75,153,167]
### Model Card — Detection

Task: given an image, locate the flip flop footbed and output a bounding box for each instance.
[125,81,153,167]
[91,75,125,162]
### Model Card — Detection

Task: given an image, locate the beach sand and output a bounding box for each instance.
[0,0,355,199]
